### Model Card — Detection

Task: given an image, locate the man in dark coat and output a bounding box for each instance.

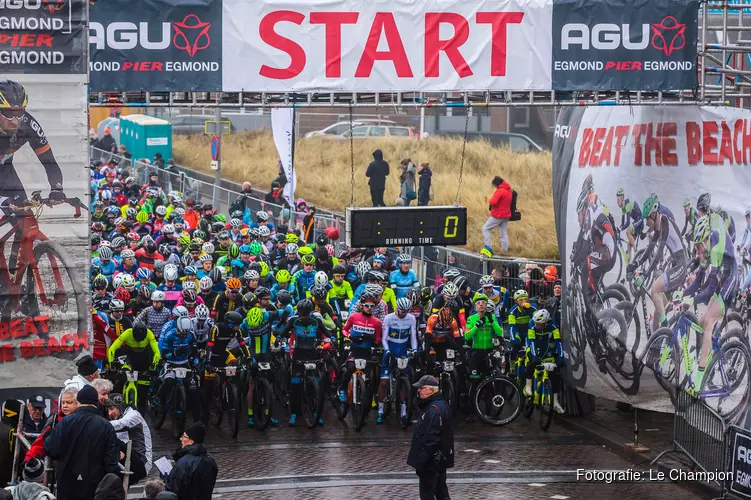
[407,375,454,500]
[417,162,432,206]
[165,423,217,500]
[365,149,389,207]
[44,385,121,500]
[23,395,47,434]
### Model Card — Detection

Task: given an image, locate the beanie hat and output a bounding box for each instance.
[22,458,44,483]
[76,355,98,376]
[184,422,206,444]
[77,385,99,405]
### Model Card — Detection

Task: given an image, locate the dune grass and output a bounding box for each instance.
[173,132,558,259]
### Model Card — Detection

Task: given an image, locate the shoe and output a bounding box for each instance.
[553,402,565,415]
[338,390,347,403]
[376,413,384,424]
[247,416,255,427]
[480,247,493,258]
[289,414,297,426]
[270,418,279,426]
[371,399,377,409]
[524,383,533,397]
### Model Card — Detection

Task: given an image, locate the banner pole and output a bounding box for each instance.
[213,105,221,208]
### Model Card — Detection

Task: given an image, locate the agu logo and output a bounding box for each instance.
[561,16,688,56]
[41,0,64,13]
[650,16,685,56]
[172,14,211,57]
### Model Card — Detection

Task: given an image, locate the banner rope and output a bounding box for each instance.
[349,101,356,207]
[454,110,470,206]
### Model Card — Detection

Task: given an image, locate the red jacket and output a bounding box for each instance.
[92,312,118,361]
[488,181,513,219]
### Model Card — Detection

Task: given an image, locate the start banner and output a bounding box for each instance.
[553,106,751,427]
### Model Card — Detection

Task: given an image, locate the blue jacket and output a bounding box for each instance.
[389,269,419,299]
[291,269,316,300]
[159,328,195,363]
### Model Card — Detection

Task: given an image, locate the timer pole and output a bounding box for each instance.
[212,105,221,208]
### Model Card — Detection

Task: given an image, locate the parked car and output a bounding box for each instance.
[170,114,236,135]
[336,125,416,139]
[303,119,396,138]
[435,131,544,153]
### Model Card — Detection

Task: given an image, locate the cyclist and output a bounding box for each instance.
[424,305,461,367]
[431,281,466,330]
[156,316,200,420]
[328,264,354,314]
[309,284,341,333]
[115,249,140,277]
[92,274,113,312]
[210,277,243,320]
[279,299,332,426]
[696,192,737,243]
[199,276,218,307]
[271,269,294,302]
[157,264,182,310]
[739,208,751,294]
[279,243,301,274]
[136,290,171,340]
[92,246,117,285]
[478,275,509,322]
[192,304,214,350]
[291,254,317,299]
[376,297,417,424]
[339,291,383,403]
[681,198,698,246]
[525,309,564,414]
[465,293,503,387]
[108,320,161,405]
[615,188,642,262]
[130,285,154,318]
[375,271,398,313]
[107,299,133,337]
[508,290,537,347]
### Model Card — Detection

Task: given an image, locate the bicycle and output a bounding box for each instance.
[337,344,375,431]
[0,191,88,339]
[113,355,153,415]
[381,351,414,428]
[521,362,557,431]
[429,347,461,417]
[291,353,325,429]
[242,356,275,431]
[271,340,291,413]
[208,363,242,437]
[150,362,196,439]
[472,344,522,426]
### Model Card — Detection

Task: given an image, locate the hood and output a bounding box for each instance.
[93,473,124,500]
[12,482,55,500]
[174,443,208,461]
[497,181,511,191]
[372,149,383,161]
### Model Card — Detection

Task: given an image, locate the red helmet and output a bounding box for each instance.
[114,287,130,302]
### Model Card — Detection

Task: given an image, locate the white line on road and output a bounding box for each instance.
[550,496,570,499]
[484,459,501,464]
[528,483,546,487]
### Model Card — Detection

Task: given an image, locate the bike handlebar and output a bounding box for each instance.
[18,191,89,218]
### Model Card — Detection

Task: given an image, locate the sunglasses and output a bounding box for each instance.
[227,289,240,294]
[361,303,375,308]
[0,108,23,120]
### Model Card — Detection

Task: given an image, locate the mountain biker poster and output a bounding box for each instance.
[553,105,751,427]
[0,75,89,394]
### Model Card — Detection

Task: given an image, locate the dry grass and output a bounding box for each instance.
[173,132,558,259]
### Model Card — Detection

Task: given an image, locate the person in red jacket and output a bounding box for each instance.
[25,386,80,464]
[481,176,513,257]
[92,310,118,366]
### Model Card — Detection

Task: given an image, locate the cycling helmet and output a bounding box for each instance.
[443,268,460,280]
[371,271,387,282]
[120,249,135,260]
[214,213,226,223]
[314,271,329,286]
[172,305,189,318]
[176,316,193,335]
[256,210,269,222]
[258,226,271,238]
[582,174,594,194]
[693,215,711,244]
[230,210,243,220]
[324,244,335,257]
[194,230,207,242]
[98,241,110,249]
[202,242,215,255]
[479,275,494,287]
[98,246,113,261]
[224,311,243,327]
[183,266,196,276]
[298,246,313,257]
[151,290,165,302]
[199,276,213,291]
[453,275,469,291]
[301,254,315,265]
[285,243,299,256]
[576,190,589,213]
[230,218,242,229]
[210,268,223,284]
[91,222,104,232]
[249,241,263,256]
[183,280,197,292]
[182,289,197,303]
[195,304,210,321]
[199,254,213,264]
[255,287,271,300]
[682,198,692,208]
[249,227,261,239]
[212,222,226,234]
[158,243,171,257]
[407,288,420,307]
[532,309,551,324]
[111,237,126,249]
[285,233,299,244]
[126,232,140,243]
[421,286,434,302]
[396,253,411,265]
[114,287,130,302]
[332,264,346,276]
[396,297,412,312]
[153,260,166,273]
[439,307,454,323]
[276,290,293,307]
[136,211,149,224]
[364,283,383,296]
[92,274,108,290]
[109,299,125,312]
[226,277,242,290]
[143,238,157,254]
[697,192,711,213]
[162,224,175,235]
[155,205,167,217]
[164,265,179,281]
[316,233,329,247]
[173,208,186,219]
[310,284,328,300]
[112,275,124,290]
[296,299,314,316]
[616,187,625,198]
[258,261,270,278]
[472,292,489,304]
[100,190,112,201]
[641,194,659,219]
[242,292,257,309]
[177,234,191,246]
[137,268,152,280]
[132,321,148,342]
[126,207,138,219]
[139,285,152,299]
[188,242,201,253]
[93,200,104,209]
[244,270,260,281]
[513,289,529,301]
[246,307,264,328]
[442,282,459,299]
[217,267,228,279]
[276,269,291,283]
[120,274,136,288]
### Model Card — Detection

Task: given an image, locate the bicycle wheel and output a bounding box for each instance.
[171,383,187,440]
[254,377,273,431]
[26,241,87,342]
[597,307,640,395]
[397,376,414,428]
[149,384,167,430]
[473,376,522,426]
[209,384,223,428]
[702,333,751,425]
[539,379,553,431]
[440,372,457,416]
[351,376,368,431]
[564,294,588,387]
[301,375,322,428]
[641,328,677,405]
[226,382,241,438]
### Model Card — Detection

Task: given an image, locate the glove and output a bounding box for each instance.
[543,362,556,371]
[152,353,161,367]
[476,318,485,328]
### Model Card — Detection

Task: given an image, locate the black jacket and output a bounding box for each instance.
[44,405,121,500]
[165,444,218,500]
[418,167,432,205]
[23,412,47,434]
[365,149,390,190]
[99,134,117,154]
[407,391,454,471]
[0,421,12,488]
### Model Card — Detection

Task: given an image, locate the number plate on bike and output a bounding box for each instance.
[304,363,317,371]
[354,358,367,370]
[397,358,409,370]
[173,368,188,379]
[126,371,138,382]
[258,362,271,371]
[443,361,454,371]
[225,366,237,377]
[446,349,455,359]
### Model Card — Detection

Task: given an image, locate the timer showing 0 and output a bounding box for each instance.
[345,206,468,248]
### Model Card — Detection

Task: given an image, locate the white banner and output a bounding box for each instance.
[222,0,553,91]
[555,106,751,427]
[271,108,296,209]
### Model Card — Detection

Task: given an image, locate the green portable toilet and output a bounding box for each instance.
[120,115,173,162]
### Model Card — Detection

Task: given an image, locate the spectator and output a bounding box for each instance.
[302,205,316,244]
[60,354,99,401]
[230,182,254,217]
[91,378,114,410]
[23,395,47,434]
[44,385,121,500]
[273,161,287,189]
[140,479,165,500]
[407,375,454,500]
[5,481,54,500]
[99,128,118,156]
[105,394,152,485]
[21,457,44,484]
[365,149,389,207]
[546,280,562,327]
[25,387,79,465]
[94,473,125,500]
[398,159,417,206]
[417,162,432,207]
[165,423,217,500]
[481,176,513,256]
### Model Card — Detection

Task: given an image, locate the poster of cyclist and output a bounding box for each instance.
[0,75,89,393]
[553,105,751,427]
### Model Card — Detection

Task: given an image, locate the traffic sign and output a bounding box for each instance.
[210,135,219,161]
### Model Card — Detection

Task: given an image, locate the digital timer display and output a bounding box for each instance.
[345,206,468,247]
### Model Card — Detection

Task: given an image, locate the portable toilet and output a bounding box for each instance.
[119,115,173,162]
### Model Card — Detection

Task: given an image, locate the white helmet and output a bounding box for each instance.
[195,304,210,321]
[176,316,194,334]
[172,305,189,318]
[155,205,167,216]
[202,242,215,254]
[183,280,197,291]
[120,249,135,260]
[314,271,329,286]
[199,276,213,291]
[164,264,179,281]
[112,274,124,290]
[151,290,166,301]
[258,225,271,237]
[532,309,550,324]
[120,274,136,288]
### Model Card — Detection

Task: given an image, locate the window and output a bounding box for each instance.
[171,116,185,125]
[511,108,530,128]
[325,123,349,135]
[509,136,532,153]
[350,126,368,137]
[369,127,386,136]
[389,127,410,137]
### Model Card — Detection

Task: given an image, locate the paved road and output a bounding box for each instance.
[135,403,706,500]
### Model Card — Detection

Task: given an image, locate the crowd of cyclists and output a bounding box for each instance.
[87,156,566,437]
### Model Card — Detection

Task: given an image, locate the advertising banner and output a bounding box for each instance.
[554,105,751,426]
[221,0,553,92]
[271,108,296,209]
[89,0,223,91]
[0,0,86,74]
[551,0,698,90]
[0,75,90,393]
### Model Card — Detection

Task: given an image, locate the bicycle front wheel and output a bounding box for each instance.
[351,376,368,432]
[302,375,322,429]
[226,382,241,438]
[397,376,414,428]
[474,376,522,426]
[171,383,187,440]
[254,377,272,431]
[539,379,553,431]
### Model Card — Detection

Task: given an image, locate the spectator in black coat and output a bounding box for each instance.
[44,386,121,500]
[365,149,389,207]
[165,423,217,500]
[94,473,125,500]
[99,128,118,156]
[407,375,454,500]
[417,162,432,206]
[23,395,47,434]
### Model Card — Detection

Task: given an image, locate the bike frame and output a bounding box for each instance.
[531,365,552,406]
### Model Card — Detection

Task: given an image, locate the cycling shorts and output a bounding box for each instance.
[663,252,688,294]
[379,350,411,379]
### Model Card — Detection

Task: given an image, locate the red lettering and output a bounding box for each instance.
[1,344,14,362]
[631,61,642,70]
[425,13,471,78]
[644,123,661,165]
[0,323,8,341]
[48,335,61,354]
[703,121,719,165]
[632,124,644,166]
[720,121,734,164]
[599,127,614,166]
[20,34,35,47]
[734,119,744,163]
[578,128,594,167]
[259,10,307,79]
[743,119,751,164]
[35,316,49,334]
[589,128,606,166]
[32,339,46,357]
[60,333,74,352]
[613,125,629,165]
[122,62,134,71]
[19,342,33,359]
[476,12,524,77]
[24,318,38,338]
[662,122,677,165]
[151,61,164,71]
[605,61,615,70]
[73,331,89,352]
[10,319,25,339]
[355,13,413,78]
[310,12,359,78]
[686,121,701,164]
[38,34,53,48]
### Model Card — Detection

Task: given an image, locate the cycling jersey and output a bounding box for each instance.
[280,315,330,351]
[425,315,460,345]
[291,269,316,300]
[159,329,195,363]
[342,312,382,348]
[156,282,182,310]
[135,249,164,271]
[619,198,643,234]
[207,323,249,365]
[739,221,751,253]
[92,291,113,312]
[381,313,417,356]
[192,317,214,347]
[328,280,354,302]
[381,286,397,313]
[136,306,171,340]
[211,293,240,321]
[240,309,286,356]
[430,295,467,330]
[465,313,503,350]
[270,283,295,302]
[389,269,419,299]
[108,316,133,338]
[685,228,737,305]
[108,327,160,367]
[92,258,117,284]
[526,321,562,362]
[508,303,537,346]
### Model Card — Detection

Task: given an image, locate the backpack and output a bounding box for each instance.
[228,195,246,216]
[510,190,522,222]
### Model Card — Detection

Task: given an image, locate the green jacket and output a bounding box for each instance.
[465,313,503,350]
